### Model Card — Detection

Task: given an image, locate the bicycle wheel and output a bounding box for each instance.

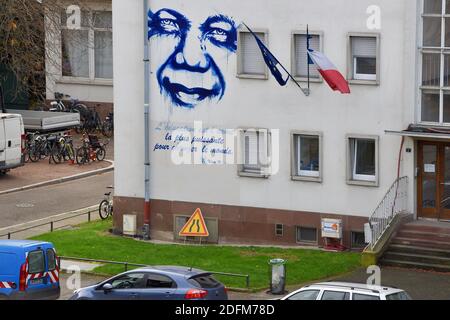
[98,200,110,220]
[64,143,75,161]
[96,147,106,161]
[28,146,40,162]
[51,146,63,164]
[76,147,88,165]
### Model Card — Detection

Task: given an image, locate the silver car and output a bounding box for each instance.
[280,282,412,300]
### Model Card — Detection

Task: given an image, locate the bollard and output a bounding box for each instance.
[88,211,91,222]
[50,221,54,232]
[8,232,11,239]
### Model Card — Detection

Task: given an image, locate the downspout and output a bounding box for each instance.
[143,0,151,240]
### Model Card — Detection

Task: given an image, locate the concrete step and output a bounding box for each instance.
[388,244,450,258]
[391,237,450,250]
[383,251,450,266]
[380,258,450,273]
[396,230,450,242]
[402,224,450,235]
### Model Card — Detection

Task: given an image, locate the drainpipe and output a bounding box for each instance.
[143,0,151,240]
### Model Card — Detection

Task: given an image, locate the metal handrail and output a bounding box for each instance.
[59,256,250,289]
[0,209,96,239]
[368,176,408,250]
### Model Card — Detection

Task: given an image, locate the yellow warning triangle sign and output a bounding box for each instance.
[179,208,209,237]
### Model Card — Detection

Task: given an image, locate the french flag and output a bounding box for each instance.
[307,49,351,94]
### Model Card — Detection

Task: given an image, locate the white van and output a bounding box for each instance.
[0,113,25,174]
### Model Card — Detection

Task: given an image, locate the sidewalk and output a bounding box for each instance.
[0,135,114,194]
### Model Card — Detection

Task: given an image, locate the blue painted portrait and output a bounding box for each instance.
[148,8,238,108]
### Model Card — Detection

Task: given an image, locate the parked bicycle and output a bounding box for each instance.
[99,186,114,220]
[50,134,75,164]
[50,92,90,129]
[102,112,114,138]
[76,134,107,165]
[76,108,103,134]
[27,134,58,163]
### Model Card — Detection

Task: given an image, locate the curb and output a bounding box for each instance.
[0,160,114,196]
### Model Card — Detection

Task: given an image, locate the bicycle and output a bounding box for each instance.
[99,186,114,220]
[50,92,90,131]
[102,112,114,138]
[50,134,75,164]
[76,134,107,165]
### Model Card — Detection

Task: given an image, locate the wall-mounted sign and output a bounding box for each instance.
[424,164,436,173]
[179,208,209,237]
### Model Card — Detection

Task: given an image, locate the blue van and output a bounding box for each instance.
[0,240,60,300]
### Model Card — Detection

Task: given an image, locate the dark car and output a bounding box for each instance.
[69,266,228,300]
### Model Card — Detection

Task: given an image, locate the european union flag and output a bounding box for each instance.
[243,23,289,86]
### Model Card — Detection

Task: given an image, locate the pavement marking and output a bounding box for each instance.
[0,160,114,196]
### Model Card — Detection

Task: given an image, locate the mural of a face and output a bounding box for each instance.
[148,8,237,108]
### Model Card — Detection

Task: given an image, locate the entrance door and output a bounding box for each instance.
[417,141,450,220]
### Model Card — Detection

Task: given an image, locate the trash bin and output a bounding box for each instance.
[269,258,286,295]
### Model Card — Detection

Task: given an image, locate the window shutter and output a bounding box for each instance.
[351,37,376,57]
[244,131,258,168]
[240,32,266,75]
[294,34,320,78]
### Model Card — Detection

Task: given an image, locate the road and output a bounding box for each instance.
[0,171,113,228]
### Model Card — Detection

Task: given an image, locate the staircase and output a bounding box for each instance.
[380,220,450,272]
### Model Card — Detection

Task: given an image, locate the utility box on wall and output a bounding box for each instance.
[123,214,137,236]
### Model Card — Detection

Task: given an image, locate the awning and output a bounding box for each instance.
[385,130,450,140]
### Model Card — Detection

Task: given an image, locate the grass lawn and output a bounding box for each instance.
[31,219,361,290]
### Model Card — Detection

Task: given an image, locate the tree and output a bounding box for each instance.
[0,0,86,106]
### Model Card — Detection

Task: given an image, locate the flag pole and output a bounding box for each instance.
[307,24,310,95]
[242,22,310,96]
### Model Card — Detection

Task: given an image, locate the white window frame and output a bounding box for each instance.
[291,30,324,83]
[238,128,271,178]
[237,28,269,80]
[347,33,380,85]
[418,0,450,125]
[353,56,377,81]
[346,134,379,187]
[291,131,323,182]
[59,8,113,84]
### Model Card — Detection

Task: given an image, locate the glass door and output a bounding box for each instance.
[439,144,450,220]
[417,142,439,219]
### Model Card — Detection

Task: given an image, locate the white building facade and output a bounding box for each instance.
[110,0,448,248]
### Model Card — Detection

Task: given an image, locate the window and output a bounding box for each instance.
[351,231,367,249]
[296,226,317,243]
[352,293,380,300]
[237,29,268,79]
[386,292,411,300]
[321,290,350,300]
[420,0,450,124]
[347,135,379,186]
[61,9,113,80]
[46,249,57,271]
[292,32,322,81]
[275,224,283,236]
[188,274,221,289]
[146,274,176,289]
[109,273,146,289]
[239,129,271,177]
[291,132,322,182]
[348,34,379,83]
[28,250,45,274]
[286,290,320,300]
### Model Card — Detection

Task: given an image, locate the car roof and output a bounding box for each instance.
[0,240,52,249]
[304,282,404,294]
[131,266,209,278]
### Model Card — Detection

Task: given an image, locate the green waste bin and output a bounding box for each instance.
[269,258,286,295]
